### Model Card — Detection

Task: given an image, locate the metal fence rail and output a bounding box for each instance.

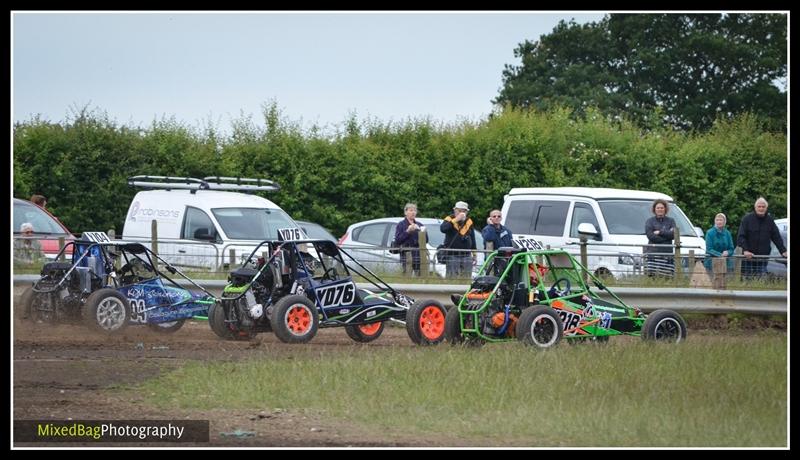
[12,276,786,316]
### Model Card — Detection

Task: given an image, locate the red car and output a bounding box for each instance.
[13,198,74,260]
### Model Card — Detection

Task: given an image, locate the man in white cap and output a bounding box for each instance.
[440,201,477,278]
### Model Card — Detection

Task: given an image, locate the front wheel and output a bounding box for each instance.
[406,299,446,345]
[516,305,563,348]
[147,319,185,334]
[271,295,319,343]
[345,321,385,343]
[82,289,131,334]
[642,309,687,343]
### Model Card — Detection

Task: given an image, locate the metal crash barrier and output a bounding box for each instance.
[12,275,787,316]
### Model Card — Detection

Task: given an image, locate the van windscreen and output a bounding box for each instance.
[598,201,695,236]
[212,208,299,240]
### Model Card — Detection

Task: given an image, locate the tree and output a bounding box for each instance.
[495,13,787,132]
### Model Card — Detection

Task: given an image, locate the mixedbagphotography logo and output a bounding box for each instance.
[14,420,209,443]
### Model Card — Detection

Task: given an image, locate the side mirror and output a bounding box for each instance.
[694,226,704,238]
[193,228,216,241]
[577,223,600,240]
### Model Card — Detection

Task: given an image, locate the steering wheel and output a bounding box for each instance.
[549,277,572,297]
[322,267,339,281]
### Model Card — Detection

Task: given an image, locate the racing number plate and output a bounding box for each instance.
[513,237,545,250]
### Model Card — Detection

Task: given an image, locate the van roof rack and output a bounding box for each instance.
[127,175,280,193]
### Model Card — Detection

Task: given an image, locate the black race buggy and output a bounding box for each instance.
[209,238,447,345]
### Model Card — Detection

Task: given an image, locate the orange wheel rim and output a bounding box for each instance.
[358,322,382,336]
[419,306,444,340]
[286,305,312,334]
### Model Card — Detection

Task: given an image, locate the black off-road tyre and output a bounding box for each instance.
[516,305,564,348]
[82,289,131,334]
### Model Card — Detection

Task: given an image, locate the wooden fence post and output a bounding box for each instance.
[580,237,589,282]
[712,257,727,289]
[419,230,429,278]
[151,220,158,257]
[733,247,743,280]
[673,230,682,280]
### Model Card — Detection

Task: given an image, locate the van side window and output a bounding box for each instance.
[506,201,537,235]
[569,203,600,240]
[534,201,569,236]
[182,206,217,241]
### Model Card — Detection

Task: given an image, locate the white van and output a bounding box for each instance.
[122,176,302,270]
[501,187,706,278]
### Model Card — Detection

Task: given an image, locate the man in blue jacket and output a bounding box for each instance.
[482,209,513,252]
[736,197,787,279]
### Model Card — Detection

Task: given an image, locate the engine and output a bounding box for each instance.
[31,262,84,322]
[463,275,519,338]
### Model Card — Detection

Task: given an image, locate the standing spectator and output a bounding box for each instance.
[482,209,513,252]
[394,203,425,276]
[644,199,676,277]
[30,194,47,208]
[440,201,477,278]
[704,213,735,276]
[14,222,44,265]
[737,197,787,279]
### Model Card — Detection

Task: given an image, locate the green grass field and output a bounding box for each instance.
[140,333,787,447]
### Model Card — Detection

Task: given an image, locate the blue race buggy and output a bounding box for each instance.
[18,232,215,334]
[210,237,447,345]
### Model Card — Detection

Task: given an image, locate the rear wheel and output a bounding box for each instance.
[642,309,687,343]
[208,302,232,339]
[17,286,35,321]
[516,305,563,348]
[345,321,385,343]
[271,295,319,343]
[209,301,255,341]
[444,306,464,345]
[147,319,185,334]
[405,299,446,345]
[82,289,130,334]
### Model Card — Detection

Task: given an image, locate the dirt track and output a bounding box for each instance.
[13,306,786,447]
[13,317,450,447]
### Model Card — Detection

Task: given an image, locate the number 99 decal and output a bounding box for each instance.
[129,298,147,323]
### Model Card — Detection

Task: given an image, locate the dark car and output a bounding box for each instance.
[297,220,338,243]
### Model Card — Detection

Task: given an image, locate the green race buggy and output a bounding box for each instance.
[446,246,687,348]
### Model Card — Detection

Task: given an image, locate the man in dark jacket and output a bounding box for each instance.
[440,201,477,278]
[737,197,787,279]
[482,209,513,251]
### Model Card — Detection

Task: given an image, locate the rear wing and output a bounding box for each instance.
[127,175,280,193]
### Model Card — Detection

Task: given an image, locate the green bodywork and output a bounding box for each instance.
[455,249,646,343]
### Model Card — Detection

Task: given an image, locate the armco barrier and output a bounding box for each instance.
[12,276,786,316]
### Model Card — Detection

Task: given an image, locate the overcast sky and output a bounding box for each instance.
[13,11,605,136]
